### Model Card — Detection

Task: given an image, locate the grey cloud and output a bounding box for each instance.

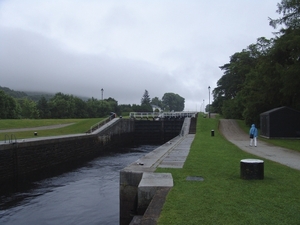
[0,0,279,110]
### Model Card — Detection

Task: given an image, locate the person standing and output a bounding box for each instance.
[249,124,258,147]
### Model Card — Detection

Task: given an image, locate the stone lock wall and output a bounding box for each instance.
[133,120,184,144]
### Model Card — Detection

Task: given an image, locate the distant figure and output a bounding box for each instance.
[249,124,258,147]
[110,112,116,119]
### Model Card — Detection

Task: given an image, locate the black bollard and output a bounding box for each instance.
[240,159,264,180]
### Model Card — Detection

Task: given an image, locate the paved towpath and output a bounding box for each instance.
[219,119,300,171]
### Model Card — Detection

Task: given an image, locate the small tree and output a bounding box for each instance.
[141,90,151,105]
[141,90,152,112]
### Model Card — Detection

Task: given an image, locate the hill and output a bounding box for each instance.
[0,86,89,101]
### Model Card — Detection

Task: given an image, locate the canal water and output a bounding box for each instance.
[0,145,158,225]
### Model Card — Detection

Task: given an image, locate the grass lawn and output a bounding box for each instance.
[157,116,300,224]
[0,118,104,141]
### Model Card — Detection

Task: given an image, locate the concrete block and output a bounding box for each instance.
[140,187,171,225]
[120,170,143,187]
[137,172,173,214]
[129,216,142,225]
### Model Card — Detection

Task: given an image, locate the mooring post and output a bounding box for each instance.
[240,159,264,180]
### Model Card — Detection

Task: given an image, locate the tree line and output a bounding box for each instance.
[0,88,185,119]
[212,0,300,126]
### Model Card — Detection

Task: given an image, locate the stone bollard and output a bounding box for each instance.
[240,159,264,180]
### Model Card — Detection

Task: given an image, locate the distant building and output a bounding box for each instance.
[151,104,162,112]
[260,106,300,138]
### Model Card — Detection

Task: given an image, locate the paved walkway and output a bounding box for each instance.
[219,119,300,171]
[158,134,194,168]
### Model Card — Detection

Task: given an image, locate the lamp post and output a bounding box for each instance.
[101,88,104,101]
[208,86,210,118]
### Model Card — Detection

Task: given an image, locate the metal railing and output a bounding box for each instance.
[4,134,17,143]
[87,114,117,133]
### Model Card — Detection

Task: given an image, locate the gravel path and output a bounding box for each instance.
[0,123,74,133]
[219,119,300,171]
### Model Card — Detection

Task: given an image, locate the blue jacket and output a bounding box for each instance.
[249,124,258,137]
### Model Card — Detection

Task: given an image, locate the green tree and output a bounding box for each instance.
[86,97,101,118]
[131,104,141,112]
[99,100,111,116]
[162,93,185,111]
[119,104,133,115]
[73,97,88,118]
[141,90,151,105]
[19,97,39,119]
[48,92,75,118]
[214,36,277,124]
[0,90,20,119]
[269,0,300,30]
[214,50,257,116]
[151,97,163,109]
[270,28,300,109]
[37,96,50,119]
[106,97,120,115]
[140,90,152,112]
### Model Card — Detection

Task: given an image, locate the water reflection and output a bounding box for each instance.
[0,145,157,225]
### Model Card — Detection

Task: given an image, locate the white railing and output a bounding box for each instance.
[129,111,197,119]
[87,114,116,133]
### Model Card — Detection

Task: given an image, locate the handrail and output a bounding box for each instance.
[4,134,10,143]
[87,114,117,133]
[11,134,17,143]
[4,134,17,143]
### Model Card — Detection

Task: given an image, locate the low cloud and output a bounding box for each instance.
[0,0,279,110]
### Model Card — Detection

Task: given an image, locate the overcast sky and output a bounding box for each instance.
[0,0,279,111]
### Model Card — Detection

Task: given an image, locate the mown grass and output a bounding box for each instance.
[157,116,300,225]
[0,119,82,129]
[0,118,104,141]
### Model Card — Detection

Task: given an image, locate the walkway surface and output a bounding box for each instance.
[219,119,300,171]
[158,134,195,168]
